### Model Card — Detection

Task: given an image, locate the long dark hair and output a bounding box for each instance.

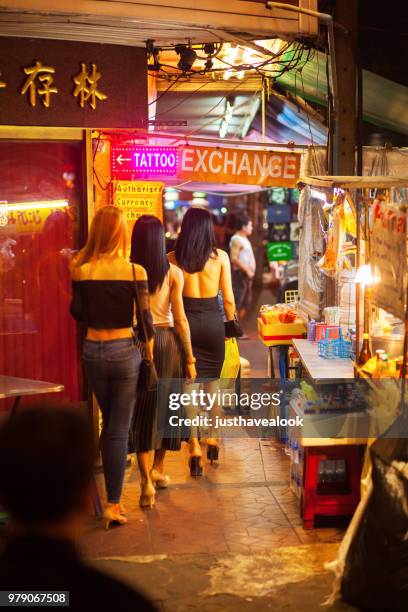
[175,208,217,273]
[130,215,169,294]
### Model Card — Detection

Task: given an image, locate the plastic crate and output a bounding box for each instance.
[284,289,299,304]
[258,317,307,347]
[318,328,352,359]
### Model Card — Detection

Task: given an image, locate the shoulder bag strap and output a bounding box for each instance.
[132,263,149,345]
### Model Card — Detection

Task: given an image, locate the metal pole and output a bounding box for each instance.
[261,79,266,145]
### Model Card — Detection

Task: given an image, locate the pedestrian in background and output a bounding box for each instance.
[229,215,256,336]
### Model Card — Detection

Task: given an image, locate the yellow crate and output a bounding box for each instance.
[257,317,307,347]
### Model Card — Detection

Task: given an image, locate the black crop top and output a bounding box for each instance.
[70,279,155,341]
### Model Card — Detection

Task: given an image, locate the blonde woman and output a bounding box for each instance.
[70,206,155,526]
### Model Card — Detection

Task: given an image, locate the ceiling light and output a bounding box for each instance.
[219,97,235,139]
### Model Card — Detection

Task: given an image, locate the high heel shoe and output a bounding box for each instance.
[139,482,156,508]
[150,468,170,489]
[189,455,203,477]
[207,444,219,464]
[104,504,128,529]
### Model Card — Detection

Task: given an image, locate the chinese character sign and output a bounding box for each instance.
[0,37,147,128]
[0,201,7,227]
[20,61,58,108]
[73,63,107,110]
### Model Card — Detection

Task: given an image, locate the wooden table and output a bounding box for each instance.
[0,375,64,415]
[292,338,354,381]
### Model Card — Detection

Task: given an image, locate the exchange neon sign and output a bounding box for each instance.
[111,145,179,178]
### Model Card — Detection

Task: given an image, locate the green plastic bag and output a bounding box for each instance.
[220,338,241,380]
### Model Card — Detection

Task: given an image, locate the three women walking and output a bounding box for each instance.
[70,205,237,526]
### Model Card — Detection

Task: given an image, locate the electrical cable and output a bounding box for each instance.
[149,40,311,85]
[148,74,183,106]
[177,82,257,140]
[93,168,111,192]
[153,80,214,118]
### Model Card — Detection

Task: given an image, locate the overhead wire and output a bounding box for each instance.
[176,81,258,140]
[148,74,183,106]
[153,80,215,119]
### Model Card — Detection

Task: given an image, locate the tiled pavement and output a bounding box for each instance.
[80,328,354,610]
[83,438,345,558]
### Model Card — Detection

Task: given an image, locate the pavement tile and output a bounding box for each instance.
[84,437,346,563]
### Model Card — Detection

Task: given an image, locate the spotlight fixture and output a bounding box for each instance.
[203,43,216,56]
[175,44,197,72]
[146,39,161,71]
[204,58,214,72]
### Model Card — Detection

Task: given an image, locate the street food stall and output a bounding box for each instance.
[258,175,408,527]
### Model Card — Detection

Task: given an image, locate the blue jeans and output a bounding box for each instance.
[83,338,141,503]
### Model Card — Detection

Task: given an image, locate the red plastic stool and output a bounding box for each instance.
[302,444,363,529]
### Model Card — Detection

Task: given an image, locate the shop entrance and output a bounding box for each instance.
[0,136,87,411]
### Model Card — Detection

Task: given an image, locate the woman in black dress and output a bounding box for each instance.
[168,208,236,476]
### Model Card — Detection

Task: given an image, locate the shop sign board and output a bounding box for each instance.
[267,241,293,262]
[178,146,300,188]
[113,181,164,222]
[268,223,290,242]
[111,146,178,179]
[267,204,291,223]
[370,200,407,319]
[110,144,300,186]
[0,37,147,128]
[0,201,7,227]
[2,201,74,235]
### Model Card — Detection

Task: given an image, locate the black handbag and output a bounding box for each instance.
[224,315,244,338]
[132,265,158,392]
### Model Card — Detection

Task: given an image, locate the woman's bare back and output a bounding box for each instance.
[168,249,235,319]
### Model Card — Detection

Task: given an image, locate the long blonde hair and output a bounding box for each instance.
[74,205,127,266]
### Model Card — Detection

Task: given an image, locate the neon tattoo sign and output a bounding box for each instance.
[111,145,179,178]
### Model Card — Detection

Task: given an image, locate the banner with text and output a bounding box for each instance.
[178,146,301,187]
[371,199,407,319]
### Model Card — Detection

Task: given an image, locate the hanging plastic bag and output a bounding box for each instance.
[220,338,241,380]
[336,414,408,611]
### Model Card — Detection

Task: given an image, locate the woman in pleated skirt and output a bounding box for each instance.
[130,215,196,507]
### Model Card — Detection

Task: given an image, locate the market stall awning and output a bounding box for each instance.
[248,93,327,145]
[299,175,408,189]
[277,51,408,137]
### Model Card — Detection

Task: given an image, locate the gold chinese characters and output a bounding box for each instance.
[20,61,58,108]
[12,60,108,109]
[73,63,107,110]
